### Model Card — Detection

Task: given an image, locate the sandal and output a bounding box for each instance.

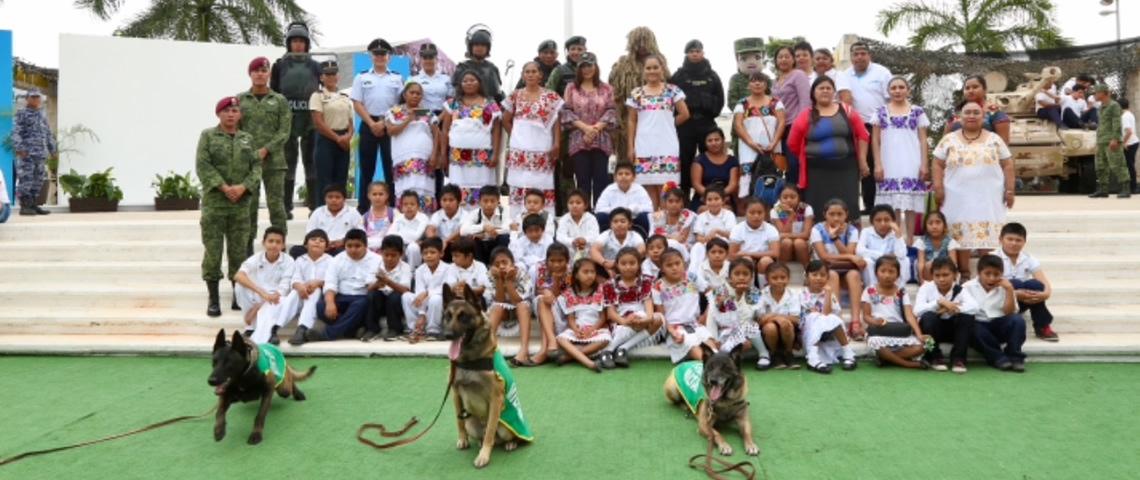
[785,353,802,370]
[508,357,535,368]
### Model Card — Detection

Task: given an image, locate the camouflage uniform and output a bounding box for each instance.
[10,104,57,206]
[197,126,262,282]
[237,90,291,244]
[1095,99,1128,191]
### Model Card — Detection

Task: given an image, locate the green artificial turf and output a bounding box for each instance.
[0,357,1137,479]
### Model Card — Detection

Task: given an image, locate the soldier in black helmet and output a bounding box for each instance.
[270,21,322,218]
[452,25,504,104]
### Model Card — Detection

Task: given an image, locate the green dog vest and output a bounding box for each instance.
[492,350,534,441]
[257,343,287,387]
[672,361,706,415]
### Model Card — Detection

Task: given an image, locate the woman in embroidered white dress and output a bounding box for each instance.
[626,54,690,209]
[872,77,929,243]
[932,100,1014,279]
[503,62,563,214]
[441,71,502,210]
[386,81,440,213]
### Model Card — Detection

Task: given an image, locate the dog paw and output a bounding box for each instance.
[213,426,226,442]
[456,438,470,450]
[745,443,760,456]
[718,444,733,456]
[247,432,262,445]
[504,441,518,452]
[473,451,491,468]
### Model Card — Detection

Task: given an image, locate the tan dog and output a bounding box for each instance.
[664,343,759,456]
[443,284,533,468]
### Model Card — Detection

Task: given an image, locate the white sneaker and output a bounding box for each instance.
[932,363,949,372]
[951,361,968,374]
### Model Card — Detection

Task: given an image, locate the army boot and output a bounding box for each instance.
[206,281,222,317]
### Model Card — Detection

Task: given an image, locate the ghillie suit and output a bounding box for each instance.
[608,27,666,162]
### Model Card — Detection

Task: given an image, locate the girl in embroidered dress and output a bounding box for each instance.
[441,71,502,210]
[809,198,866,338]
[556,258,611,372]
[363,182,395,252]
[531,243,572,365]
[914,211,960,282]
[650,187,696,247]
[386,81,440,213]
[598,247,659,369]
[626,54,690,208]
[654,249,714,363]
[872,77,929,243]
[771,185,814,268]
[732,72,785,200]
[709,258,769,369]
[758,262,801,370]
[800,260,857,373]
[503,62,563,214]
[863,255,927,369]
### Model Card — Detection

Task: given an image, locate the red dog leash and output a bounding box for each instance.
[357,363,456,450]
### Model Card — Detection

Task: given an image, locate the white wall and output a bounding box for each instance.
[59,34,281,205]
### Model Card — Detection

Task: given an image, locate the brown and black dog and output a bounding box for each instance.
[664,343,760,456]
[442,284,531,468]
[208,329,316,445]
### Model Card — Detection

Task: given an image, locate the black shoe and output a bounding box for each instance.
[32,206,50,215]
[810,364,832,374]
[499,183,510,197]
[18,206,35,216]
[304,327,327,342]
[206,281,221,317]
[267,326,280,345]
[286,211,294,220]
[598,351,615,369]
[995,359,1014,371]
[1010,360,1026,373]
[289,326,308,346]
[1088,190,1109,198]
[613,348,630,368]
[842,358,858,371]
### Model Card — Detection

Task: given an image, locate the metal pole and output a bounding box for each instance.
[1116,0,1121,50]
[563,0,573,40]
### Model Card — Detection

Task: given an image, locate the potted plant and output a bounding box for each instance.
[58,167,123,212]
[152,171,201,210]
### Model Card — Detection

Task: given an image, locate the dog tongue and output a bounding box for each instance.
[214,385,226,396]
[708,385,723,403]
[449,338,462,361]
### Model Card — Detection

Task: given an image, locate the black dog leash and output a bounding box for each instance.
[0,406,217,467]
[357,363,456,450]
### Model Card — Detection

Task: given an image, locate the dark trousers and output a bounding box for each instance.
[285,116,316,213]
[919,312,974,363]
[1125,143,1138,193]
[1036,106,1063,128]
[316,294,369,340]
[860,123,876,213]
[972,313,1027,366]
[677,117,716,200]
[1010,279,1053,329]
[1061,108,1084,129]
[595,212,650,239]
[474,234,511,265]
[314,132,350,208]
[357,117,394,212]
[366,290,405,334]
[572,149,612,207]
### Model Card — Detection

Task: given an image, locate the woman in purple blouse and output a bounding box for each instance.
[772,46,811,185]
[562,52,618,206]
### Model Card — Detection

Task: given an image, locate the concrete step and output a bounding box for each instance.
[5,240,205,262]
[1045,281,1140,306]
[1019,233,1140,256]
[1029,256,1140,280]
[0,284,211,310]
[0,261,200,284]
[0,220,310,243]
[1049,305,1140,334]
[1007,210,1140,233]
[0,308,241,335]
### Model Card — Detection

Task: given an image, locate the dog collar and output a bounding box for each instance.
[453,358,495,371]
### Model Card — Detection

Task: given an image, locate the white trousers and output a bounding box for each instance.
[402,292,443,334]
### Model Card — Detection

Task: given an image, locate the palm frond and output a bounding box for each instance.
[877,1,957,37]
[74,0,125,20]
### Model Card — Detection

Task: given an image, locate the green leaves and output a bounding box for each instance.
[81,0,315,46]
[877,0,1070,53]
[152,171,202,200]
[59,167,125,201]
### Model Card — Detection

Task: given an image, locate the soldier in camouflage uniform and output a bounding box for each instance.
[1090,84,1130,199]
[10,88,56,215]
[238,57,291,256]
[198,97,262,317]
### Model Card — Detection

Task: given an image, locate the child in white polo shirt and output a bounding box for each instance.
[402,237,454,342]
[388,190,430,267]
[590,207,645,277]
[459,185,510,265]
[272,229,332,346]
[365,235,413,342]
[964,255,1026,372]
[729,197,780,278]
[309,229,382,342]
[295,184,363,257]
[689,186,737,271]
[594,162,652,234]
[235,227,295,344]
[996,222,1057,342]
[444,237,489,304]
[509,213,554,273]
[426,184,464,259]
[555,190,600,261]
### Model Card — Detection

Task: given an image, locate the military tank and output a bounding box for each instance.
[985,67,1098,193]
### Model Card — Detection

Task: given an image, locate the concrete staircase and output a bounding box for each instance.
[1,197,1138,360]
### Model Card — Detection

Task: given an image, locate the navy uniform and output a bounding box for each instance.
[199,97,263,316]
[11,88,56,215]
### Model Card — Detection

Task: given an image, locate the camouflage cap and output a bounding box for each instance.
[733,37,764,54]
[1093,83,1111,94]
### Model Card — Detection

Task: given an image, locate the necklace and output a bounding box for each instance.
[961,130,982,142]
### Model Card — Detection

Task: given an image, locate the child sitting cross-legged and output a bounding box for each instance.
[401,237,454,343]
[530,243,573,365]
[363,235,413,342]
[310,229,381,342]
[799,260,857,373]
[235,226,296,344]
[598,247,660,369]
[486,247,536,366]
[708,258,769,370]
[556,258,612,373]
[555,189,600,261]
[268,229,331,346]
[863,255,928,369]
[914,257,976,373]
[654,248,715,364]
[387,191,431,268]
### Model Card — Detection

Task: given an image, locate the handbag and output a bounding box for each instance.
[866,289,914,337]
[758,102,789,172]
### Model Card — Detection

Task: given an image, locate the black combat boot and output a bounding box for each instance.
[206,281,222,317]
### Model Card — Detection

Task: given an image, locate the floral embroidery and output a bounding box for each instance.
[877,177,928,194]
[604,275,654,306]
[636,155,680,175]
[653,273,700,304]
[506,150,554,172]
[877,105,925,131]
[447,98,500,126]
[507,90,561,127]
[651,209,695,237]
[773,203,807,224]
[394,157,431,177]
[740,98,780,118]
[534,261,572,293]
[561,287,608,310]
[450,148,496,168]
[629,84,683,112]
[389,105,436,125]
[458,186,484,207]
[799,290,840,319]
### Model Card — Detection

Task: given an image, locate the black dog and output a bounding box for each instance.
[208,329,315,445]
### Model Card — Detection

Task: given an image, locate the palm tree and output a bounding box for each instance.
[877,0,1070,53]
[73,0,314,45]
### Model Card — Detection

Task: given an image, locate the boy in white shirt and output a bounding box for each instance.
[234,227,296,344]
[443,237,490,305]
[728,198,780,277]
[270,229,331,346]
[914,257,977,373]
[402,237,454,342]
[689,186,737,271]
[590,207,646,276]
[388,191,430,268]
[459,185,510,265]
[365,235,414,342]
[309,229,382,342]
[594,162,652,234]
[996,222,1057,342]
[426,184,464,259]
[509,189,555,238]
[509,214,554,274]
[963,255,1026,372]
[291,184,363,257]
[555,189,600,261]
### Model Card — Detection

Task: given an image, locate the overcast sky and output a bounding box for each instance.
[0,0,1134,85]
